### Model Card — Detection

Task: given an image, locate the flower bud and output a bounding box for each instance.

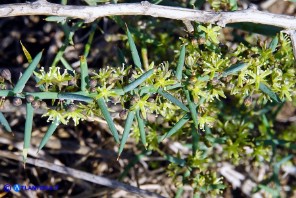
[68,78,77,86]
[131,96,139,105]
[197,37,206,45]
[1,69,11,81]
[222,75,232,83]
[230,57,237,64]
[189,76,197,83]
[13,97,22,106]
[119,109,127,119]
[40,101,47,109]
[211,77,220,85]
[89,79,97,88]
[31,100,40,109]
[67,104,76,112]
[186,56,195,67]
[187,84,194,90]
[226,75,232,82]
[25,95,35,103]
[147,97,155,102]
[191,39,198,46]
[90,87,97,93]
[244,96,253,106]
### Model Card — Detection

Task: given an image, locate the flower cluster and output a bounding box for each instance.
[30,23,295,196]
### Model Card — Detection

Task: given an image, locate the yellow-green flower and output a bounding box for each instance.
[95,83,118,101]
[247,66,272,90]
[198,24,221,44]
[64,108,86,126]
[42,109,68,125]
[34,66,74,91]
[92,66,113,84]
[130,94,157,120]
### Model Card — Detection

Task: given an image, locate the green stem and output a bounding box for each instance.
[185,90,199,130]
[23,102,34,163]
[0,90,14,97]
[84,23,97,58]
[80,55,89,92]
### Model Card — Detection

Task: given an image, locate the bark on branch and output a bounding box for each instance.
[0,0,295,30]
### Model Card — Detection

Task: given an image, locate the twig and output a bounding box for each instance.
[0,134,64,165]
[0,0,295,29]
[0,150,165,198]
[0,0,295,60]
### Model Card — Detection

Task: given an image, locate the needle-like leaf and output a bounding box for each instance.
[165,154,186,166]
[60,56,74,71]
[185,90,199,129]
[84,23,96,58]
[222,62,248,77]
[20,41,32,63]
[0,112,12,133]
[158,113,190,142]
[118,111,135,158]
[123,69,154,93]
[126,25,142,69]
[80,55,89,92]
[23,102,34,164]
[158,88,189,112]
[269,36,278,52]
[0,90,13,97]
[176,45,186,81]
[136,109,146,148]
[259,83,281,103]
[191,124,199,155]
[97,97,119,143]
[38,118,60,152]
[13,51,43,94]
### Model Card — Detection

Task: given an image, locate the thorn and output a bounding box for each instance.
[11,132,15,136]
[117,155,120,161]
[36,149,40,154]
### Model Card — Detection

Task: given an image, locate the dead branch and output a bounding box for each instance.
[0,150,165,198]
[0,0,295,29]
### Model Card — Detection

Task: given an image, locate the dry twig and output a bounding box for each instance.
[0,150,165,198]
[0,0,295,29]
[1,0,295,58]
